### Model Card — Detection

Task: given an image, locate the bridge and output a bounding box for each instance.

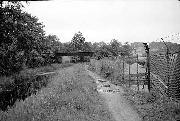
[54,51,94,62]
[55,51,94,57]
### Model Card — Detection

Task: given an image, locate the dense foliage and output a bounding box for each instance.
[0,2,63,76]
[0,1,47,75]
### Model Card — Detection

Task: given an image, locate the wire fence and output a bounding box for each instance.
[149,50,180,100]
[122,38,180,101]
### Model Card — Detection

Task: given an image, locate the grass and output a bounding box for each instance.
[88,58,180,121]
[122,86,180,121]
[0,63,73,111]
[0,64,115,121]
[88,58,124,85]
[0,63,73,87]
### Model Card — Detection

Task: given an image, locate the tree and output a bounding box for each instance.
[83,42,92,52]
[131,42,144,49]
[0,1,47,75]
[121,42,132,56]
[42,35,63,64]
[91,42,100,52]
[69,31,92,52]
[109,39,122,56]
[61,42,71,53]
[44,35,62,52]
[69,31,85,52]
[93,42,112,59]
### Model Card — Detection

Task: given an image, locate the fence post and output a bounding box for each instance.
[143,43,151,92]
[129,56,131,87]
[137,54,139,91]
[167,52,170,97]
[122,56,125,81]
[147,49,150,92]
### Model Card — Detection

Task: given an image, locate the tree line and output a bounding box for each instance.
[1,1,179,77]
[0,2,133,76]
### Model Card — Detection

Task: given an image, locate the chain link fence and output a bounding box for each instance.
[150,50,180,100]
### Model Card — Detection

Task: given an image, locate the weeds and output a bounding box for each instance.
[0,64,115,121]
[122,86,180,121]
[88,58,180,121]
[0,63,73,111]
[89,58,124,85]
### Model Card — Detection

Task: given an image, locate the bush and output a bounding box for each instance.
[0,64,115,121]
[0,63,74,111]
[0,51,24,76]
[89,58,124,85]
[122,86,180,121]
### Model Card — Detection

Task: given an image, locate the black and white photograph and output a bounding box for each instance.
[0,0,180,121]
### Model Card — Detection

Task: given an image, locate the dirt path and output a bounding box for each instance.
[85,65,142,121]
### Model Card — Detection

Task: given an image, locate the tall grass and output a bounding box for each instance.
[122,86,180,121]
[0,63,73,87]
[0,64,115,121]
[88,58,180,121]
[0,63,73,111]
[89,58,124,85]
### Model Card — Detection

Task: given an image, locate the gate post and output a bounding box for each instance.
[122,56,125,81]
[137,54,139,91]
[129,57,131,87]
[143,43,151,92]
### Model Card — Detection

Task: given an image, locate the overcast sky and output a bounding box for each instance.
[23,0,180,44]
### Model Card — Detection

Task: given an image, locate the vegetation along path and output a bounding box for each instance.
[0,64,115,121]
[85,65,142,121]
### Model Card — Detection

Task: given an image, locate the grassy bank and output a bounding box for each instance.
[0,63,73,111]
[0,63,73,87]
[0,64,115,121]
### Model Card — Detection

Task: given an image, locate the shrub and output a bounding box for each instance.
[89,58,124,85]
[0,64,115,121]
[0,63,74,111]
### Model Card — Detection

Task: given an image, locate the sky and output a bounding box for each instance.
[23,0,180,44]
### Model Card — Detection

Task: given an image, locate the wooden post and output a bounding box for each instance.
[147,47,150,92]
[166,53,170,96]
[143,43,150,92]
[142,73,145,89]
[129,56,131,87]
[137,54,139,91]
[123,56,125,81]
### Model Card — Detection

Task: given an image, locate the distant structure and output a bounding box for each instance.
[62,56,71,63]
[55,51,94,63]
[132,47,145,56]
